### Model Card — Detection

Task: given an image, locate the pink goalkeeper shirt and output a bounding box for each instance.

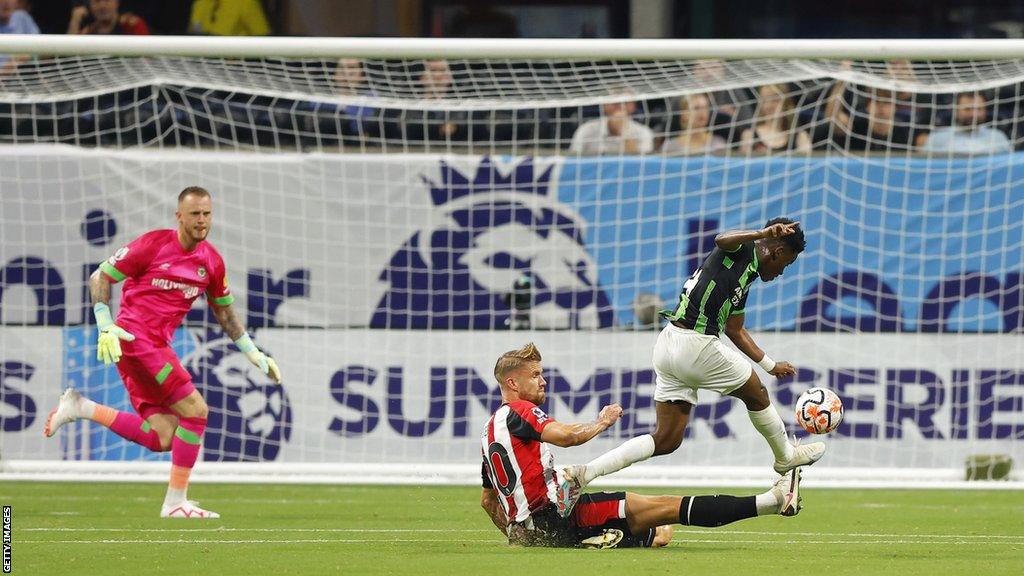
[99,229,234,345]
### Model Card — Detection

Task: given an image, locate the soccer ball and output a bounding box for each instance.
[794,387,844,434]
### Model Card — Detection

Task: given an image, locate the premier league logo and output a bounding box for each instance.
[182,329,292,462]
[371,157,614,329]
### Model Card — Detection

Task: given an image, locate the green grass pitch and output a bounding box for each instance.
[5,482,1023,575]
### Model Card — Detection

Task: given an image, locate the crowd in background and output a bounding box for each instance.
[0,1,1021,155]
[287,58,1023,156]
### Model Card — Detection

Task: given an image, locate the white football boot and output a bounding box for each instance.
[43,388,85,437]
[773,439,826,475]
[160,500,220,519]
[771,467,802,517]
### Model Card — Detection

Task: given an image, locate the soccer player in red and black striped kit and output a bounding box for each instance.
[480,342,801,548]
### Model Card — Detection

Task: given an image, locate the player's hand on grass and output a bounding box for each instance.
[597,403,623,427]
[93,302,135,364]
[234,333,283,384]
[769,361,797,378]
[761,221,800,239]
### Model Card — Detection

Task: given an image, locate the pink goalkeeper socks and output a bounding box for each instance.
[92,405,165,452]
[171,416,207,469]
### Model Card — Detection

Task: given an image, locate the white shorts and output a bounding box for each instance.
[652,323,754,405]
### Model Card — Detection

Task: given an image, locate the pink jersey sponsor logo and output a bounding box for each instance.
[150,277,201,299]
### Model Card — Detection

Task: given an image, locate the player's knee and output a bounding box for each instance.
[181,397,209,420]
[734,379,770,411]
[651,429,683,455]
[153,423,175,451]
[749,385,770,411]
[158,433,173,452]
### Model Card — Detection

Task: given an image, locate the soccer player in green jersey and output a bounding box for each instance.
[558,218,825,516]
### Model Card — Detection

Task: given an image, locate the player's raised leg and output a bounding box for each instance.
[160,389,218,519]
[561,399,688,509]
[43,388,168,452]
[729,372,825,474]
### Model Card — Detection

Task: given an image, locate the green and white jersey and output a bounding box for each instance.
[662,241,760,336]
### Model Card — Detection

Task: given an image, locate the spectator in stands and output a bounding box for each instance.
[388,59,486,145]
[739,84,811,154]
[920,91,1013,155]
[0,0,39,74]
[570,89,655,155]
[189,0,270,36]
[68,0,149,35]
[815,76,915,153]
[662,93,727,155]
[335,58,374,97]
[329,58,379,143]
[692,59,756,141]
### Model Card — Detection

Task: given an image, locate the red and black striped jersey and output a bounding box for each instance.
[480,400,557,523]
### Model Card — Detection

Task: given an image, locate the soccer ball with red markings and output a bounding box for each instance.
[795,387,844,434]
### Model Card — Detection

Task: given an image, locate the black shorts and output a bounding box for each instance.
[510,492,657,548]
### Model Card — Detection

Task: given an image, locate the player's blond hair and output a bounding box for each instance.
[493,342,542,384]
[178,186,211,205]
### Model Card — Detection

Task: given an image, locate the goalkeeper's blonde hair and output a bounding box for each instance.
[494,342,542,384]
[178,185,210,205]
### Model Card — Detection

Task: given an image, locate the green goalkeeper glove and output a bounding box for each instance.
[234,333,282,384]
[93,303,135,364]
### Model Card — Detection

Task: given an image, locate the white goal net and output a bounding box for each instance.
[0,38,1022,487]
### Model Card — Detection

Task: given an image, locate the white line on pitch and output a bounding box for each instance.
[19,539,505,544]
[23,528,488,533]
[21,527,1024,539]
[15,538,1022,546]
[681,529,1024,539]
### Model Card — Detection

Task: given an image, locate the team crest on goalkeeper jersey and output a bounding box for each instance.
[371,157,614,329]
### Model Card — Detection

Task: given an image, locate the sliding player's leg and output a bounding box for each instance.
[623,468,802,536]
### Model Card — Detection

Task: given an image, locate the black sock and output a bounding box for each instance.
[678,495,758,527]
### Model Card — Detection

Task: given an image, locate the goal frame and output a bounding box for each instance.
[1,35,1022,488]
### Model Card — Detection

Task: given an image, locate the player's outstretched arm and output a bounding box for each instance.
[89,270,135,364]
[539,404,622,448]
[714,221,800,251]
[723,313,796,378]
[480,488,508,536]
[211,303,282,384]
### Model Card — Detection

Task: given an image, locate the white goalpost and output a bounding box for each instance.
[0,36,1022,488]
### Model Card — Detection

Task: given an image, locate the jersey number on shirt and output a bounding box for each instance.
[486,443,518,498]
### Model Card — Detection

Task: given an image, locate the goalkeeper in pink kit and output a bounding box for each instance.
[43,186,282,519]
